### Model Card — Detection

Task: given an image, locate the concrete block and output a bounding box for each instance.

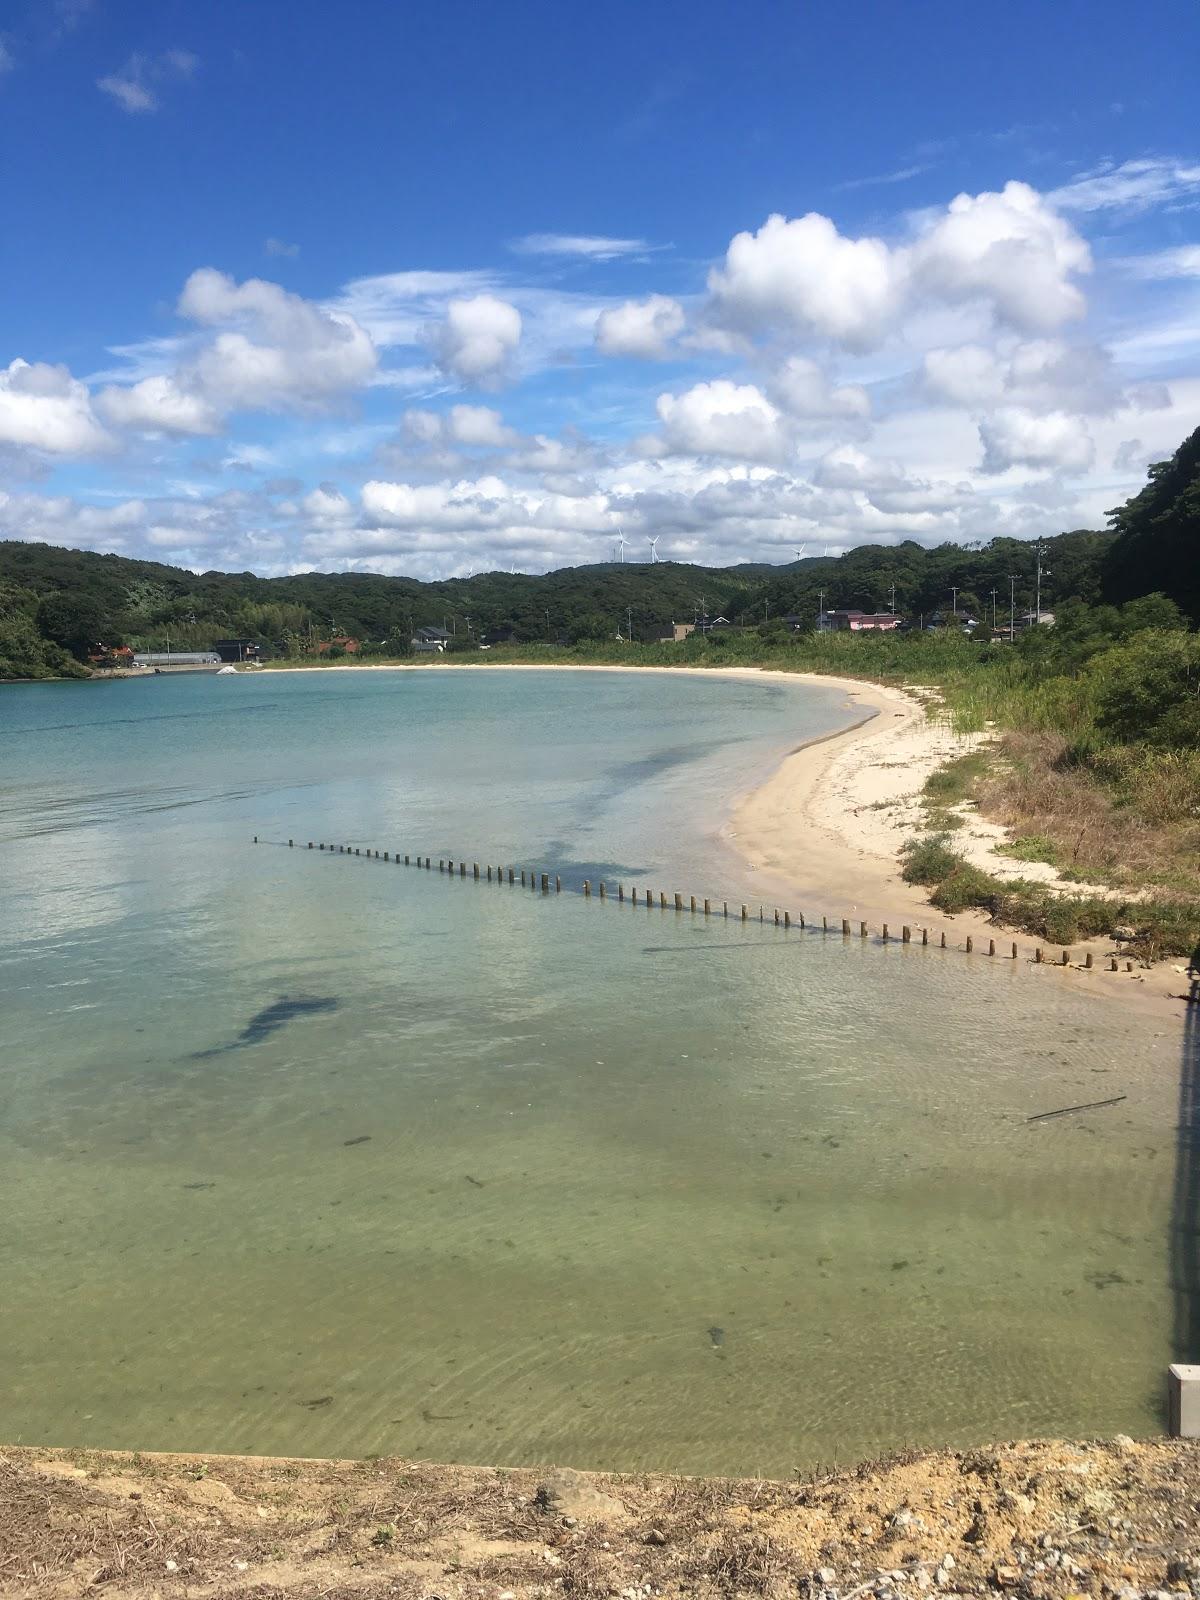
[1169,1364,1200,1436]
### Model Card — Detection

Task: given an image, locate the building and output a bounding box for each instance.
[411,626,451,654]
[213,638,261,663]
[132,650,221,666]
[817,610,904,632]
[316,636,360,655]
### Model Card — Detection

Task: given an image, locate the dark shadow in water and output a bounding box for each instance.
[1170,960,1200,1362]
[189,994,339,1060]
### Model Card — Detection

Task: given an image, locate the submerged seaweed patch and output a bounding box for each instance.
[190,994,339,1059]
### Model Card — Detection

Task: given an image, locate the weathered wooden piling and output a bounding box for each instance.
[460,862,466,878]
[822,915,828,932]
[631,886,638,905]
[1035,947,1043,963]
[1126,960,1134,971]
[1085,951,1093,968]
[618,884,625,902]
[555,876,561,893]
[774,908,781,925]
[473,863,479,878]
[289,838,294,848]
[673,892,681,911]
[921,927,928,946]
[583,879,591,897]
[784,911,791,929]
[1111,957,1119,971]
[1012,942,1018,960]
[842,918,851,936]
[902,925,911,943]
[966,935,973,953]
[988,939,996,956]
[723,901,729,918]
[882,924,889,941]
[860,921,868,938]
[690,895,696,913]
[741,903,748,921]
[940,931,946,949]
[1061,949,1070,966]
[704,898,711,916]
[599,882,607,900]
[253,835,258,843]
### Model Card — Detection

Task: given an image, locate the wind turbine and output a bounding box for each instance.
[793,545,807,563]
[614,528,629,563]
[647,535,660,563]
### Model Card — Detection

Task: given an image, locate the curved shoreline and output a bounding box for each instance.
[221,661,1196,1018]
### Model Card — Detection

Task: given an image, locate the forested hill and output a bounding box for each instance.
[1,425,1196,679]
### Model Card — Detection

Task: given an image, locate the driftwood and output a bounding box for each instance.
[1027,1094,1127,1123]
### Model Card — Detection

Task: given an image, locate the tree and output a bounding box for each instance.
[35,592,111,660]
[1090,629,1200,747]
[1102,427,1200,622]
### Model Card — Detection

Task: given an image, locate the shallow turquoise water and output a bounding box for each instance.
[0,667,1184,1474]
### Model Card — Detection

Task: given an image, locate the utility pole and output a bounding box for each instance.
[817,588,826,630]
[950,586,959,615]
[889,581,897,615]
[627,605,633,644]
[1034,540,1049,624]
[989,588,998,630]
[1008,574,1017,640]
[544,608,551,640]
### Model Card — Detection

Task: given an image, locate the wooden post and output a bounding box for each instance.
[486,865,492,880]
[860,921,868,938]
[723,901,728,918]
[658,891,665,909]
[1035,947,1043,963]
[583,879,591,897]
[618,884,625,902]
[1085,951,1093,969]
[940,931,946,949]
[289,838,294,848]
[1061,949,1070,966]
[631,886,638,905]
[704,898,711,916]
[759,906,764,923]
[822,915,828,932]
[741,903,748,921]
[1127,960,1134,971]
[520,869,526,885]
[556,876,562,893]
[599,882,607,900]
[354,847,359,856]
[902,925,911,943]
[690,895,696,913]
[774,908,780,925]
[784,911,791,929]
[921,927,928,947]
[842,918,850,936]
[966,935,973,953]
[473,863,479,879]
[882,924,889,941]
[541,873,549,893]
[1110,957,1119,971]
[988,939,996,956]
[460,862,466,877]
[439,860,444,872]
[674,892,682,911]
[253,835,258,843]
[1012,942,1018,960]
[508,867,514,883]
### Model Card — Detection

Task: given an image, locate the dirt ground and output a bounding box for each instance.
[3,1437,1200,1600]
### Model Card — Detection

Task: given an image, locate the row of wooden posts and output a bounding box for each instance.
[258,836,1136,974]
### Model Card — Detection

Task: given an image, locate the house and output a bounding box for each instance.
[817,610,904,632]
[316,636,360,655]
[214,638,261,663]
[694,614,730,634]
[411,626,451,654]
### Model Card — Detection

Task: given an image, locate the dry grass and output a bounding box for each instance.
[977,730,1200,897]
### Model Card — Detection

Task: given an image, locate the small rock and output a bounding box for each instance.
[644,1528,667,1546]
[993,1565,1021,1587]
[818,1568,838,1585]
[534,1468,626,1523]
[938,1555,956,1572]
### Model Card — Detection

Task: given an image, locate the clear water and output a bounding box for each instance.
[0,667,1190,1475]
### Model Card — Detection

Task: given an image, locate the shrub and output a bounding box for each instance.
[900,835,961,885]
[929,862,1000,914]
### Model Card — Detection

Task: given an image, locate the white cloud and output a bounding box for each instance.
[594,294,685,358]
[0,359,112,455]
[708,212,901,351]
[652,380,791,463]
[432,294,522,386]
[265,237,300,259]
[510,233,652,260]
[176,267,377,411]
[1049,157,1200,214]
[909,181,1090,332]
[97,49,198,113]
[1120,244,1200,280]
[767,356,869,419]
[446,404,518,446]
[96,373,221,435]
[978,406,1094,474]
[922,337,1168,418]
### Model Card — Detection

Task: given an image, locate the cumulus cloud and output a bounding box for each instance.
[175,267,377,412]
[923,337,1168,418]
[708,212,901,351]
[97,49,198,113]
[594,294,685,359]
[432,294,521,386]
[978,407,1095,474]
[651,380,791,463]
[96,373,221,435]
[767,356,870,419]
[0,359,112,455]
[909,181,1090,332]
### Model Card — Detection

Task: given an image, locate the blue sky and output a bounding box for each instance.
[1,0,1198,576]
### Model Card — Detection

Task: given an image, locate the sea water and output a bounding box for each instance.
[0,667,1190,1474]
